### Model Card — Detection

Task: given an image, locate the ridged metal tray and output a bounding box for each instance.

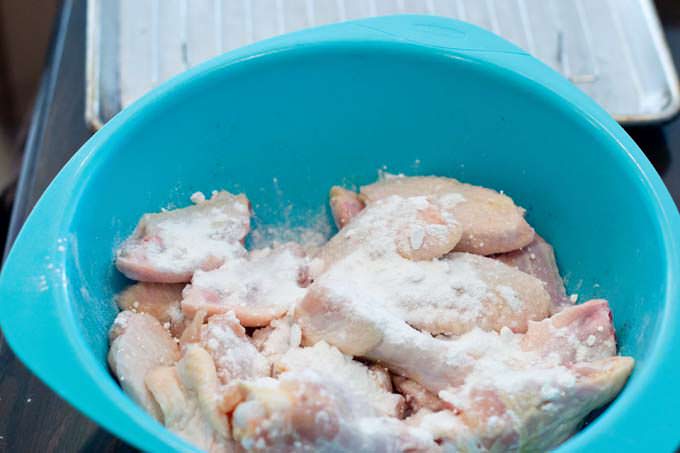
[86,0,680,128]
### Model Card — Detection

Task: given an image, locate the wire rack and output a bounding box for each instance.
[87,0,680,127]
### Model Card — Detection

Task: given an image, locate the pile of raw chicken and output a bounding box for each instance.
[110,175,634,452]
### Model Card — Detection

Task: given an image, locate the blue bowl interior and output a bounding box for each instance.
[2,16,678,453]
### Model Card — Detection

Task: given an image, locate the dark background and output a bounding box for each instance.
[0,0,678,451]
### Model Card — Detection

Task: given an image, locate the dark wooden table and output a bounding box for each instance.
[0,0,679,451]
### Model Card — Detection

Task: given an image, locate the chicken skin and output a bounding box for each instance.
[108,311,180,420]
[411,356,633,452]
[302,250,550,338]
[494,235,571,312]
[198,311,270,384]
[231,370,435,452]
[145,345,235,452]
[297,293,625,394]
[182,243,307,327]
[116,191,251,283]
[116,282,186,336]
[316,194,464,274]
[348,176,534,255]
[274,341,405,417]
[329,186,365,229]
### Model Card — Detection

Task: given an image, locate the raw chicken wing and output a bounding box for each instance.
[116,191,250,283]
[182,243,307,327]
[317,194,464,274]
[413,356,633,452]
[116,282,186,336]
[295,281,464,392]
[231,370,435,452]
[360,176,534,255]
[108,311,180,420]
[521,299,616,364]
[146,345,235,452]
[309,250,551,336]
[405,299,630,451]
[274,341,405,417]
[199,311,270,384]
[298,288,623,396]
[251,316,302,362]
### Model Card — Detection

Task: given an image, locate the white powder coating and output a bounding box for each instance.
[249,207,332,255]
[434,329,582,441]
[298,284,627,448]
[321,251,484,334]
[316,249,550,336]
[231,370,436,452]
[359,175,536,255]
[409,226,425,250]
[317,194,465,274]
[520,300,618,365]
[312,192,549,336]
[183,243,308,327]
[411,410,466,440]
[438,327,580,400]
[354,417,435,451]
[275,341,404,417]
[116,191,251,282]
[200,311,269,384]
[421,357,633,452]
[297,276,473,392]
[251,316,302,362]
[298,255,571,396]
[413,302,631,451]
[189,191,206,204]
[289,324,302,348]
[438,193,467,208]
[496,285,522,312]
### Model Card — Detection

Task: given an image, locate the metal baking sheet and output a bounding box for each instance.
[86,0,680,128]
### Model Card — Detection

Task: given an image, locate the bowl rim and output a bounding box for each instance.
[1,15,678,452]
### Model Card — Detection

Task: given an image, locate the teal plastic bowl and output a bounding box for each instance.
[0,16,678,452]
